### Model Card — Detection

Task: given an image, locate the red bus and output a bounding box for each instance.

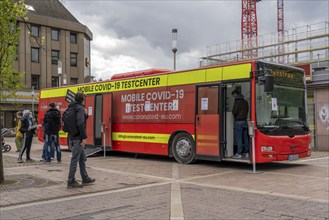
[38,60,311,163]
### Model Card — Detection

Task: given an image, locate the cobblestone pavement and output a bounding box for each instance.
[0,138,328,220]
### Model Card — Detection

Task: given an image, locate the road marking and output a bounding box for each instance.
[265,171,329,180]
[86,165,174,181]
[0,181,173,211]
[180,181,329,204]
[181,170,237,182]
[170,163,184,220]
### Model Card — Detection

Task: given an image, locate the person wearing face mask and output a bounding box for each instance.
[17,110,37,163]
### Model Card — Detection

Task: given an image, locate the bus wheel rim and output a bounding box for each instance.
[176,138,191,158]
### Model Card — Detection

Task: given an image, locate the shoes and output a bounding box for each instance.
[67,180,83,189]
[44,160,51,164]
[17,159,23,163]
[82,177,95,185]
[244,153,250,158]
[26,159,35,163]
[232,154,242,159]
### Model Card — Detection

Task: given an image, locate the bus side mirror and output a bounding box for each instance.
[264,75,274,93]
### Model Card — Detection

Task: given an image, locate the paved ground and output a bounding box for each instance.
[0,137,328,220]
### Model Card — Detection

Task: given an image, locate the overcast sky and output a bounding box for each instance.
[62,0,329,80]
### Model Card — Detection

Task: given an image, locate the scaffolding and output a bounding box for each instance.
[201,22,329,66]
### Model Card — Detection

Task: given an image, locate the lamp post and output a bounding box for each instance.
[172,29,177,70]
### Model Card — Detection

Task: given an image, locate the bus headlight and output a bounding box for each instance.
[261,146,273,152]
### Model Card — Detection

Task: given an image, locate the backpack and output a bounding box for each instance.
[62,106,79,136]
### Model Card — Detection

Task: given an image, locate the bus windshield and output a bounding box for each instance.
[256,64,309,136]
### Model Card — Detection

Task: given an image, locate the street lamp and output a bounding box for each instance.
[172,29,177,70]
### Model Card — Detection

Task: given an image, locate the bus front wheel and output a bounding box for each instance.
[172,133,196,164]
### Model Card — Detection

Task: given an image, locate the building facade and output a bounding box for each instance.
[0,0,92,129]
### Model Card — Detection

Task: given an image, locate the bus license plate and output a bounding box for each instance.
[288,154,299,161]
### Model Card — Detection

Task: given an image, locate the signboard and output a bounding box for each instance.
[58,60,62,75]
[65,89,75,103]
[201,98,208,110]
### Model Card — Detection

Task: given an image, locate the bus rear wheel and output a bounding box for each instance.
[172,133,196,164]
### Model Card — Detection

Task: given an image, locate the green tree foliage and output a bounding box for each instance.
[0,0,26,184]
[0,0,26,93]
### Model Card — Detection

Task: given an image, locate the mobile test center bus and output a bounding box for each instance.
[38,60,311,164]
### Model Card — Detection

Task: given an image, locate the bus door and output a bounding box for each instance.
[102,93,112,148]
[85,95,95,146]
[221,82,251,160]
[94,94,103,146]
[84,95,104,156]
[195,85,221,159]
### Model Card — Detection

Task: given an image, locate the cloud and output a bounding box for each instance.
[63,0,328,79]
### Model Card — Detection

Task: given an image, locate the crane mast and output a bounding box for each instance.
[277,0,284,63]
[241,0,260,59]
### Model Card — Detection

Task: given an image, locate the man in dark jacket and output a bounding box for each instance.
[17,110,36,163]
[43,103,61,163]
[67,92,95,188]
[231,89,249,159]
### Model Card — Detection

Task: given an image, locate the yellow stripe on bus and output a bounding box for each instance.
[40,63,251,99]
[112,132,170,144]
[59,131,68,138]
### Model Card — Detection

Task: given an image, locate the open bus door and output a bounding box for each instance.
[195,84,221,160]
[83,94,103,156]
[102,93,112,149]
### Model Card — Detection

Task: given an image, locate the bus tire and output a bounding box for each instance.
[172,133,196,164]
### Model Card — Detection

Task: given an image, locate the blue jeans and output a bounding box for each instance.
[18,132,33,160]
[234,120,249,155]
[68,139,88,183]
[44,134,61,162]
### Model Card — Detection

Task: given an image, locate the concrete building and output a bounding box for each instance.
[0,0,92,129]
[201,22,329,151]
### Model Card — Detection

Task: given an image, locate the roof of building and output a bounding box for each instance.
[24,0,80,23]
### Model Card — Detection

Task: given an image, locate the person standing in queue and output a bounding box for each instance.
[17,110,36,163]
[15,111,23,152]
[67,92,95,188]
[43,103,61,163]
[231,89,249,159]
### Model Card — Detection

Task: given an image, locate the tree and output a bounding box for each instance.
[0,0,26,184]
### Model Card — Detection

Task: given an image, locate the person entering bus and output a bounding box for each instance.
[231,89,249,159]
[67,92,95,188]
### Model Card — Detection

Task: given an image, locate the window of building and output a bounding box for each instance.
[31,47,39,63]
[70,53,77,66]
[70,78,78,85]
[31,75,39,90]
[52,76,59,87]
[51,29,59,41]
[31,25,39,38]
[70,33,77,44]
[51,50,59,65]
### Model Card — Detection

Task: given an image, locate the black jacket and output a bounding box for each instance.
[232,94,249,121]
[43,108,61,135]
[19,113,36,135]
[68,102,88,140]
